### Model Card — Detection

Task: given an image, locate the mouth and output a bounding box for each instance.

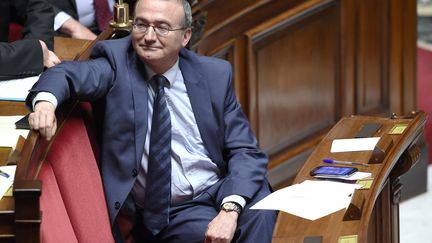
[139,45,161,51]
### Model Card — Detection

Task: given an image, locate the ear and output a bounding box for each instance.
[181,28,192,47]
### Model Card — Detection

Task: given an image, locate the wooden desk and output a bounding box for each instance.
[54,37,91,61]
[272,111,427,243]
[0,37,91,166]
[0,37,91,243]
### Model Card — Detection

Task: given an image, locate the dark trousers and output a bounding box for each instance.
[114,181,278,243]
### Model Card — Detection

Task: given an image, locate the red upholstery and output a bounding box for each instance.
[8,23,23,42]
[38,103,114,243]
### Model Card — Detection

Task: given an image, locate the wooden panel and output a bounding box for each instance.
[197,0,313,55]
[355,0,390,114]
[248,3,340,159]
[192,0,417,187]
[208,38,248,108]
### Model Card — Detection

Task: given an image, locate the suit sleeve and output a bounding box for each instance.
[217,64,269,203]
[0,39,44,81]
[21,0,55,50]
[26,48,115,109]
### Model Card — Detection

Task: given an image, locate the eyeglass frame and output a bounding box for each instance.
[132,22,190,36]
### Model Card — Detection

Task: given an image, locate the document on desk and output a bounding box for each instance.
[250,180,363,220]
[0,165,16,200]
[0,75,39,101]
[0,116,30,149]
[331,137,380,153]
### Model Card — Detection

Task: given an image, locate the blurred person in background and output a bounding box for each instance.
[45,0,136,40]
[0,0,60,80]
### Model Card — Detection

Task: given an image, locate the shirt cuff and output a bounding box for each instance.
[221,195,246,209]
[32,92,58,110]
[54,12,72,31]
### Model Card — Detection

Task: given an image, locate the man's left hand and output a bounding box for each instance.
[204,211,238,243]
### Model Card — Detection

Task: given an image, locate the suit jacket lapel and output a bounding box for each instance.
[179,55,224,169]
[128,53,149,167]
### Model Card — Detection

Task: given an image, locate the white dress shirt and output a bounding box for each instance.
[132,59,245,208]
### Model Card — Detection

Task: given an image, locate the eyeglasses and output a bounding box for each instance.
[132,22,188,36]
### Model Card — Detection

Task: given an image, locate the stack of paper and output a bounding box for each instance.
[0,75,39,101]
[0,165,16,200]
[0,116,29,149]
[251,180,363,220]
[330,137,380,152]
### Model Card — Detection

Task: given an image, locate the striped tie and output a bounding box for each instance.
[143,74,172,235]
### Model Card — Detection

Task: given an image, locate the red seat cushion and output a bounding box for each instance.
[38,104,114,243]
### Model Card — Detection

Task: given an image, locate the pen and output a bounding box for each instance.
[0,169,9,178]
[323,158,369,167]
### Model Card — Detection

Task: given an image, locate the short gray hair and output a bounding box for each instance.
[181,0,192,28]
[134,0,192,28]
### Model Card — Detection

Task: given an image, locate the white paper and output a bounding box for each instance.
[0,165,16,200]
[0,116,29,149]
[250,180,363,220]
[0,75,39,101]
[331,137,380,153]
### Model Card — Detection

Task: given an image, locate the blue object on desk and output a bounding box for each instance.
[323,158,369,167]
[0,169,10,178]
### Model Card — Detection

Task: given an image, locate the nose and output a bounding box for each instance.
[143,26,157,42]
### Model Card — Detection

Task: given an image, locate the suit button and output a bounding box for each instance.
[114,201,121,210]
[132,168,138,177]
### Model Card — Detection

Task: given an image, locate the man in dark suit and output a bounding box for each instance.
[26,0,277,242]
[0,0,60,80]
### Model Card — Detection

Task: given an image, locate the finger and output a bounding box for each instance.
[50,51,61,65]
[54,58,61,65]
[29,112,40,130]
[45,60,56,68]
[45,117,57,141]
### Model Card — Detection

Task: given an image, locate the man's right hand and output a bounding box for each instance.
[28,101,57,141]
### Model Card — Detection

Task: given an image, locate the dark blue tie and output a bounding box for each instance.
[143,74,171,235]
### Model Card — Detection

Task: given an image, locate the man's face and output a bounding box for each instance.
[132,0,191,73]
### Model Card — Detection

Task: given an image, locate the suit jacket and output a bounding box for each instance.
[0,0,54,80]
[27,36,269,225]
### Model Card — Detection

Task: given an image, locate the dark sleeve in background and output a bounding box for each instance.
[20,0,55,50]
[0,0,55,80]
[0,1,12,42]
[44,0,78,19]
[0,39,44,80]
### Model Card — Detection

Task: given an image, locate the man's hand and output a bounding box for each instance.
[60,18,97,40]
[28,101,57,141]
[39,40,61,68]
[205,211,238,243]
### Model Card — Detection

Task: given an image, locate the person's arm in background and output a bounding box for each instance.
[0,40,58,80]
[58,17,97,40]
[23,0,61,67]
[0,0,60,80]
[20,0,55,50]
[48,2,96,40]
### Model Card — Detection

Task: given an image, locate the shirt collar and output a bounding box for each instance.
[145,58,180,88]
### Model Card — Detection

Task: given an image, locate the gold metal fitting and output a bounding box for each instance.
[109,0,133,29]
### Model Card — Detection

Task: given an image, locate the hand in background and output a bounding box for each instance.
[28,101,57,141]
[60,18,97,40]
[39,40,61,68]
[205,211,238,243]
